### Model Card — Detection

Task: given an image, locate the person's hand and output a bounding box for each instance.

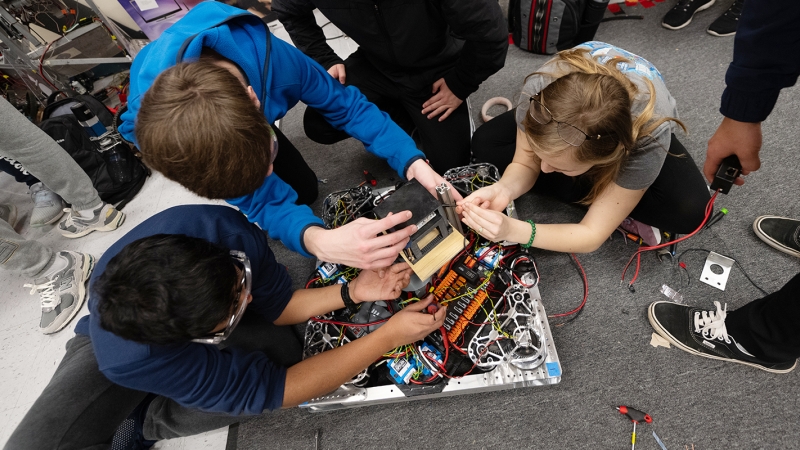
[704,117,762,186]
[456,183,511,214]
[460,201,518,242]
[405,159,464,202]
[379,296,447,348]
[327,63,346,84]
[350,262,412,302]
[304,212,417,270]
[421,78,463,122]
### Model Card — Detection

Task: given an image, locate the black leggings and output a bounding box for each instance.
[302,49,472,174]
[271,124,318,206]
[471,109,711,234]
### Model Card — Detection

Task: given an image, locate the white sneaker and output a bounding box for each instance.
[29,182,66,228]
[25,251,94,334]
[58,203,125,238]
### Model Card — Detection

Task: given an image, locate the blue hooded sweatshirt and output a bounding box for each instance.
[74,205,293,414]
[119,1,425,256]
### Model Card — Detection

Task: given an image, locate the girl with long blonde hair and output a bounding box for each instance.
[459,42,710,252]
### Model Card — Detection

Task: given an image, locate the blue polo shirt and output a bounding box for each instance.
[74,204,293,414]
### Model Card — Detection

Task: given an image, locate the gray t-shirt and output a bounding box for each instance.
[514,42,678,190]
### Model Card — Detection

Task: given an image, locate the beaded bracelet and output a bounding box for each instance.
[522,220,536,248]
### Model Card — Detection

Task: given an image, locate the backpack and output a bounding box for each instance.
[42,91,115,126]
[38,114,149,210]
[509,0,609,55]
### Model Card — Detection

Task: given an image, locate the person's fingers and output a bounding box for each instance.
[367,227,415,251]
[363,210,414,236]
[338,66,346,84]
[427,105,448,120]
[432,304,448,325]
[404,296,433,312]
[421,97,443,115]
[389,262,412,275]
[364,241,408,266]
[438,107,454,122]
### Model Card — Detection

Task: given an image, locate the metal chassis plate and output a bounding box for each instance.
[299,285,561,412]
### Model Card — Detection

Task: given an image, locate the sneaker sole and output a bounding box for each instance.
[706,28,736,37]
[60,211,126,239]
[647,303,797,374]
[752,215,800,258]
[42,254,95,335]
[661,0,716,30]
[30,209,66,228]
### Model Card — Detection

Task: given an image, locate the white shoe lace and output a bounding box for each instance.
[59,208,76,228]
[694,301,729,343]
[24,280,59,312]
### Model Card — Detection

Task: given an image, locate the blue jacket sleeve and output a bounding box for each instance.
[273,38,425,177]
[104,344,287,414]
[226,173,323,258]
[720,0,800,122]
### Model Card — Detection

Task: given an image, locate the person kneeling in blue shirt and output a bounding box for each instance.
[6,205,446,449]
[121,1,456,271]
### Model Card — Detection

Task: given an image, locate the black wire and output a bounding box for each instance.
[676,248,768,296]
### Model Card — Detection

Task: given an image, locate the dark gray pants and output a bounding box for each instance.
[5,313,303,449]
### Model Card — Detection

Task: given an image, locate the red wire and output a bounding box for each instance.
[549,253,588,318]
[621,190,719,289]
[38,39,60,92]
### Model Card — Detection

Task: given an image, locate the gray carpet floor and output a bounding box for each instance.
[235,2,800,448]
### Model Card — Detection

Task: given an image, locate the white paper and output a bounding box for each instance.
[136,0,159,12]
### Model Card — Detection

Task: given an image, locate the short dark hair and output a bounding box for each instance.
[135,60,272,199]
[93,234,239,345]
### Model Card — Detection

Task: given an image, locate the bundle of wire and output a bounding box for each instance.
[621,189,720,291]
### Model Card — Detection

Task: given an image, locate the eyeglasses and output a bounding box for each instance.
[528,94,606,147]
[268,126,279,165]
[191,250,252,345]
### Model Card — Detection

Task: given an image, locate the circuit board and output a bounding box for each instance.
[300,164,561,410]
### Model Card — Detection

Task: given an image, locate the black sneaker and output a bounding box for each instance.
[662,0,716,30]
[648,301,797,373]
[707,0,744,36]
[753,215,800,258]
[111,394,158,450]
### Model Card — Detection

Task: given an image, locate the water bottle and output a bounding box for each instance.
[70,102,108,138]
[102,142,132,185]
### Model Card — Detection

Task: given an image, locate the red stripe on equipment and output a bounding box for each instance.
[625,0,638,7]
[608,3,622,13]
[508,33,514,44]
[640,0,654,7]
[541,0,553,53]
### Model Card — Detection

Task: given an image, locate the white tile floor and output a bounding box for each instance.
[0,13,355,449]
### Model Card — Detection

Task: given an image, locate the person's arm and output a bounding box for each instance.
[282,297,446,407]
[272,0,344,71]
[704,0,800,184]
[459,128,645,253]
[458,127,542,213]
[461,182,645,253]
[437,0,508,100]
[280,38,422,177]
[226,173,322,258]
[274,263,412,325]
